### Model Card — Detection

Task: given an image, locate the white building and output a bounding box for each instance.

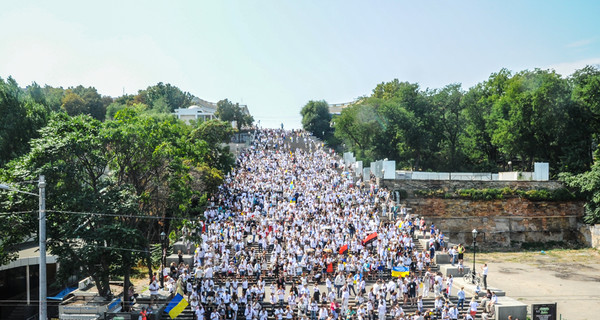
[174,104,217,124]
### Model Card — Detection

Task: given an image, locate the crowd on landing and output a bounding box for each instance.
[152,129,492,320]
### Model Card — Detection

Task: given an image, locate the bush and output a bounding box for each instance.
[412,187,579,201]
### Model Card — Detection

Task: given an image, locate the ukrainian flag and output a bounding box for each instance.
[164,293,188,319]
[391,266,410,278]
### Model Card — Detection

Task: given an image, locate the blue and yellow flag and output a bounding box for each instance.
[391,266,410,278]
[164,293,188,319]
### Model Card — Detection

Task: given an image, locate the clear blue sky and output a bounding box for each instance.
[1,1,599,128]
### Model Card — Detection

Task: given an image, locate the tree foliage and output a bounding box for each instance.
[561,166,600,224]
[0,108,233,298]
[333,67,600,176]
[300,100,333,140]
[136,82,195,113]
[60,86,110,121]
[0,77,50,167]
[215,99,254,134]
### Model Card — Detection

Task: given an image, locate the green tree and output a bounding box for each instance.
[2,113,143,298]
[490,69,574,173]
[138,82,195,113]
[300,100,333,140]
[216,99,254,138]
[1,109,228,301]
[571,65,600,125]
[462,69,511,171]
[0,77,50,167]
[105,110,204,280]
[189,119,235,174]
[561,165,600,224]
[334,102,384,164]
[61,90,88,116]
[427,84,466,171]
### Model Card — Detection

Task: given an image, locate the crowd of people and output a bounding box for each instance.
[159,129,478,320]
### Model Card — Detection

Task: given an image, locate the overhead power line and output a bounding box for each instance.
[47,209,202,221]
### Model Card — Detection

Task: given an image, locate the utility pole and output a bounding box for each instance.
[0,175,47,319]
[39,175,47,320]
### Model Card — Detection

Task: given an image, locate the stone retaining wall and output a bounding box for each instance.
[580,224,600,249]
[403,197,585,247]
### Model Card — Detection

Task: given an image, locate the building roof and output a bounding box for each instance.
[328,102,355,115]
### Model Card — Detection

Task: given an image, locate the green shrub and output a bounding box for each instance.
[412,187,579,201]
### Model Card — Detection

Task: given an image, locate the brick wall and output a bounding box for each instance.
[379,179,586,247]
[403,197,585,247]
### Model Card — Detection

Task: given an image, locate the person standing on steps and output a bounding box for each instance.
[457,244,465,265]
[457,286,466,311]
[482,263,489,290]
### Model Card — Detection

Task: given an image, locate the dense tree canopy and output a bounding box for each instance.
[215,99,254,134]
[332,67,600,176]
[0,77,50,167]
[136,82,195,113]
[300,100,333,140]
[0,109,235,298]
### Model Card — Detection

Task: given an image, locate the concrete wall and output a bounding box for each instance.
[403,197,585,247]
[580,224,600,249]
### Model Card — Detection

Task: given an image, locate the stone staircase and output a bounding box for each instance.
[159,230,486,320]
[157,132,487,319]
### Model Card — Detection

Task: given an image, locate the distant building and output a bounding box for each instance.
[174,98,250,124]
[328,100,361,115]
[174,99,217,124]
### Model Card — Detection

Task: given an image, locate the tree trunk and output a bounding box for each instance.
[146,245,153,281]
[92,270,111,299]
[123,252,131,312]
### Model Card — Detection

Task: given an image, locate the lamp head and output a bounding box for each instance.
[472,229,478,239]
[160,231,166,241]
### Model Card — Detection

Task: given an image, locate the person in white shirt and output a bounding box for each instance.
[341,288,350,313]
[334,273,344,299]
[148,280,159,306]
[274,307,283,320]
[469,297,479,318]
[245,305,253,319]
[318,305,328,320]
[231,302,238,320]
[309,299,318,320]
[325,276,332,294]
[377,300,387,320]
[259,309,268,320]
[482,263,489,289]
[449,305,459,320]
[195,305,204,320]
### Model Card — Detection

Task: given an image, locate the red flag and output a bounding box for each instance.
[339,244,348,255]
[362,232,378,245]
[327,263,334,273]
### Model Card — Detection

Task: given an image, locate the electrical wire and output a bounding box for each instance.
[0,210,36,216]
[47,209,201,221]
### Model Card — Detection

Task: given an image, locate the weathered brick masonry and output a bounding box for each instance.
[382,180,585,247]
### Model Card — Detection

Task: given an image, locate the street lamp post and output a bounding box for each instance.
[472,228,478,285]
[0,175,46,320]
[160,231,166,289]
